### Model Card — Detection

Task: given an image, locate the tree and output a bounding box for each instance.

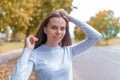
[74,26,85,41]
[87,10,120,45]
[0,0,73,41]
[25,0,73,37]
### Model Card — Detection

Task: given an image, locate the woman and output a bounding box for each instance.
[10,9,102,80]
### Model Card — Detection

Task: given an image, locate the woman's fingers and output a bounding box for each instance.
[25,36,38,50]
[33,37,38,41]
[57,9,70,21]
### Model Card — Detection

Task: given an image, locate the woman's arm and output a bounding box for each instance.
[70,16,102,56]
[9,48,34,80]
[9,36,38,80]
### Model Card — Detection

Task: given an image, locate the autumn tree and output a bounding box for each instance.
[74,26,85,41]
[74,10,120,45]
[87,10,120,45]
[0,0,73,41]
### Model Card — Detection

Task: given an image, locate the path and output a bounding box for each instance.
[0,49,22,64]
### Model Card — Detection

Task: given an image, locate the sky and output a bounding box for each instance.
[71,0,120,21]
[69,0,120,37]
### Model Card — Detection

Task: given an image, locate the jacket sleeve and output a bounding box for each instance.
[70,16,102,56]
[9,48,34,80]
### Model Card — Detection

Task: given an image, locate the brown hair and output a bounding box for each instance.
[34,9,72,48]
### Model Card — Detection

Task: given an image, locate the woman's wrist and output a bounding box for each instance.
[24,46,33,51]
[66,15,71,21]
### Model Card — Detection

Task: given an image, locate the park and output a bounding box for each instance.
[0,0,120,80]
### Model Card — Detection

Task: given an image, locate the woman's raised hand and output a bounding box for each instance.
[25,35,38,50]
[56,9,70,21]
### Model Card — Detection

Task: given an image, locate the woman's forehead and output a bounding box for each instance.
[48,17,66,26]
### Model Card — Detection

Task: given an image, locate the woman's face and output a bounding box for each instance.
[44,17,66,46]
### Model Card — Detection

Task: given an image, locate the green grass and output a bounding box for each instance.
[107,38,120,45]
[0,38,120,53]
[0,41,24,53]
[98,38,120,46]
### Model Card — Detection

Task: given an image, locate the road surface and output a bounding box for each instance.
[73,45,120,80]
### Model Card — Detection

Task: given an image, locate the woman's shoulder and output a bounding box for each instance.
[28,46,43,62]
[62,45,72,51]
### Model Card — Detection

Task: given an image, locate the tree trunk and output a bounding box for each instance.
[25,26,31,38]
[105,38,109,45]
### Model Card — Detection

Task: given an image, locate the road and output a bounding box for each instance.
[73,45,120,80]
[0,49,22,64]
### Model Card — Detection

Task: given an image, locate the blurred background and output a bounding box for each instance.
[0,0,120,80]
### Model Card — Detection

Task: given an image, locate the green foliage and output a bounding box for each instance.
[74,10,120,45]
[87,10,120,45]
[74,26,85,41]
[0,0,73,41]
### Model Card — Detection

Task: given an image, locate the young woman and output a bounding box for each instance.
[9,9,102,80]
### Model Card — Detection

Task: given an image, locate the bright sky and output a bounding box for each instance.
[70,0,120,38]
[71,0,120,21]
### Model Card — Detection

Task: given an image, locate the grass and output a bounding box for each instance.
[106,38,120,45]
[0,41,24,53]
[74,37,120,46]
[98,38,120,46]
[0,38,120,53]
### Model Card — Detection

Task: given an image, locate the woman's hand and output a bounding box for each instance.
[56,9,71,21]
[25,35,38,50]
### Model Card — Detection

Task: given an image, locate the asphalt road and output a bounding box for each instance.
[73,45,120,80]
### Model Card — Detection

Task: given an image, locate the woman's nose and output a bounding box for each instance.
[56,29,61,34]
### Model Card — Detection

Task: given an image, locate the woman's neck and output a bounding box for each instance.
[45,42,59,46]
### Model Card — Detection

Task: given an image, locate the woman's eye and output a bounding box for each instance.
[51,26,57,29]
[61,27,66,31]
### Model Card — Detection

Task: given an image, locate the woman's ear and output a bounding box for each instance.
[44,27,47,34]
